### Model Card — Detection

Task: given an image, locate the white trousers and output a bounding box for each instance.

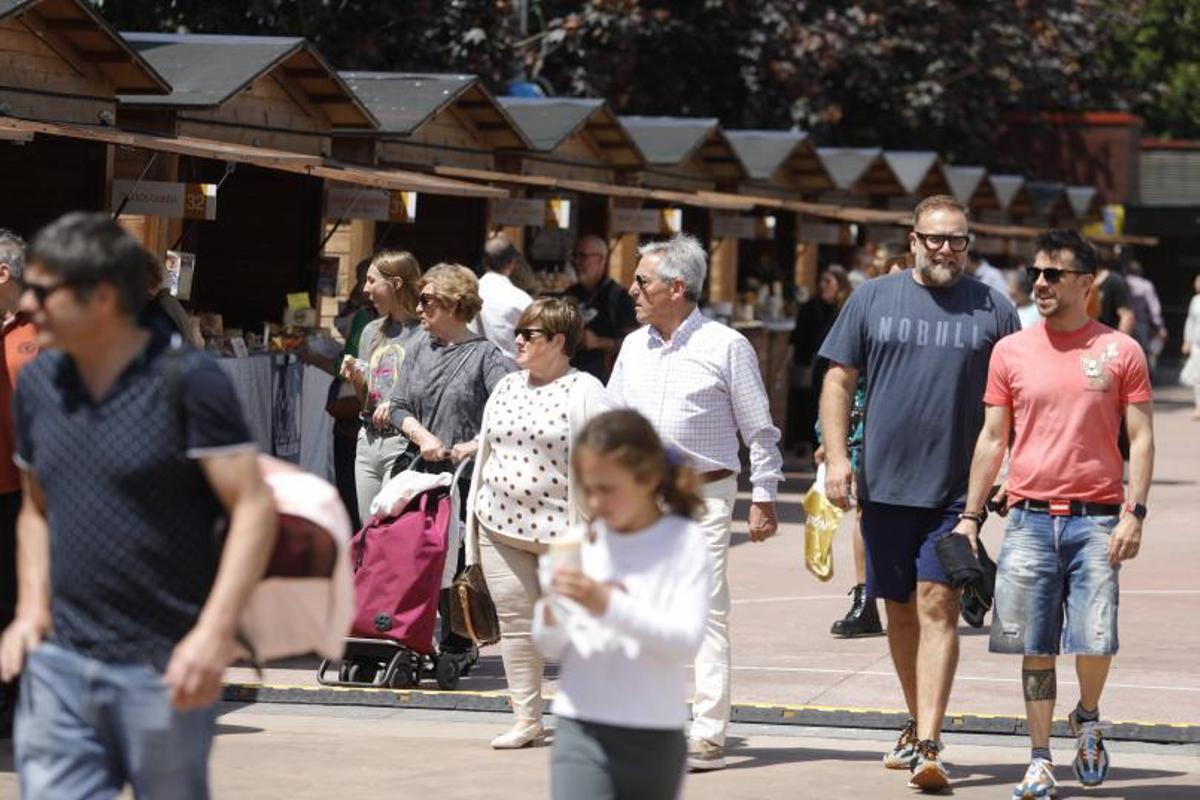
[689,476,737,746]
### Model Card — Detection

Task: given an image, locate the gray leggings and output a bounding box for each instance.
[552,717,686,800]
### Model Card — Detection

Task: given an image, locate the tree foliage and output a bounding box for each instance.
[88,0,1198,158]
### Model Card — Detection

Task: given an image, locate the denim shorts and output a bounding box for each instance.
[989,506,1121,656]
[860,501,963,602]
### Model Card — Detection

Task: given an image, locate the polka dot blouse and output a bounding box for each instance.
[474,371,579,543]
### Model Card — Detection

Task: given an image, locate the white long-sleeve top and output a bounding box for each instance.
[532,515,711,730]
[606,308,784,501]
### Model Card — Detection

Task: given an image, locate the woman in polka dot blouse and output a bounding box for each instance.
[465,298,613,750]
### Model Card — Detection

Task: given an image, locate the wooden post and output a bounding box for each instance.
[606,197,640,288]
[708,236,738,304]
[794,235,819,297]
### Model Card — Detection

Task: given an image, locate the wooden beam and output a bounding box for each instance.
[283,67,329,79]
[307,93,350,105]
[78,51,130,63]
[17,12,87,78]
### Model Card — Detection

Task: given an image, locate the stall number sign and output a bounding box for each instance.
[610,208,663,234]
[711,212,757,240]
[491,198,546,228]
[112,180,217,220]
[324,184,418,222]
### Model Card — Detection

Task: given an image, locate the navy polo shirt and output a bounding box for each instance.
[13,332,254,668]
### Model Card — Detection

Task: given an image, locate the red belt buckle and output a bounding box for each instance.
[1048,499,1072,516]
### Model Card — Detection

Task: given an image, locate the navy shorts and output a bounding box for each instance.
[860,500,964,602]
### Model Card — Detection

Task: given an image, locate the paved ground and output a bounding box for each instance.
[5,705,1196,798]
[225,384,1200,728]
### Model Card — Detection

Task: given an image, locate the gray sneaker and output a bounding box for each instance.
[882,718,919,769]
[907,739,950,793]
[687,738,727,771]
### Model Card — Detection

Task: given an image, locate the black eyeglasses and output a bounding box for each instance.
[1026,266,1090,284]
[416,292,440,309]
[22,278,89,307]
[913,232,972,252]
[514,327,549,342]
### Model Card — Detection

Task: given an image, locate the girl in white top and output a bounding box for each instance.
[532,409,710,800]
[1182,273,1200,418]
[464,298,610,749]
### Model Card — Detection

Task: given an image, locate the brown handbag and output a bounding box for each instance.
[449,564,501,646]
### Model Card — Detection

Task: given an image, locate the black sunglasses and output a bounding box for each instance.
[1026,266,1090,284]
[22,278,91,307]
[514,327,549,342]
[416,292,440,308]
[913,232,972,253]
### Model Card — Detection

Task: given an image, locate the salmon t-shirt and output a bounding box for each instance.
[984,319,1152,504]
[0,316,38,494]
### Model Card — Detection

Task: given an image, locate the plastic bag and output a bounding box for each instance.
[802,463,843,582]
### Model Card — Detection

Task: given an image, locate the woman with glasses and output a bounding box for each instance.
[463,297,611,750]
[388,264,516,663]
[339,250,423,522]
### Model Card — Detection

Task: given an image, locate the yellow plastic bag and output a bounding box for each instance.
[802,464,842,582]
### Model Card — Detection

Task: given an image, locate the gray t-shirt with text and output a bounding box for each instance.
[818,272,1020,508]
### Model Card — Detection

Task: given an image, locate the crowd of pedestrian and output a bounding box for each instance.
[0,194,1183,799]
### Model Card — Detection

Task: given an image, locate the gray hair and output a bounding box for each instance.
[0,228,25,281]
[638,233,707,301]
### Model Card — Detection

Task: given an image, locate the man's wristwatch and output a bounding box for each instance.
[958,509,987,527]
[1124,502,1148,521]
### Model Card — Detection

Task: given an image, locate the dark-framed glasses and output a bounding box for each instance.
[416,292,440,309]
[913,232,972,253]
[1026,266,1089,284]
[514,327,549,342]
[22,277,90,307]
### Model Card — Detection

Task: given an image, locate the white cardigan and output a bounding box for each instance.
[464,368,613,562]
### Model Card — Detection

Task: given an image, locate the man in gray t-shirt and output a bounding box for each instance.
[818,195,1019,792]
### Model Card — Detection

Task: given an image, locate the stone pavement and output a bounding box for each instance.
[6,704,1194,799]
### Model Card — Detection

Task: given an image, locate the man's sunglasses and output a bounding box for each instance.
[913,232,972,253]
[1026,266,1090,284]
[514,327,548,342]
[22,278,91,307]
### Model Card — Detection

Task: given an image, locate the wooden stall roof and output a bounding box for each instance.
[815,146,905,195]
[1026,180,1074,221]
[0,0,168,94]
[725,129,834,194]
[988,174,1034,217]
[619,115,746,182]
[1066,185,1101,220]
[338,72,528,149]
[0,115,507,198]
[944,165,1000,211]
[883,150,951,196]
[117,32,375,128]
[497,96,643,169]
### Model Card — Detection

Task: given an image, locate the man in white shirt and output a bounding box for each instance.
[474,235,532,360]
[607,233,784,772]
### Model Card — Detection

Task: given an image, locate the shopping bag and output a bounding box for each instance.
[802,463,843,582]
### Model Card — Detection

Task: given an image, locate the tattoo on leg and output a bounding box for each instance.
[1023,668,1057,702]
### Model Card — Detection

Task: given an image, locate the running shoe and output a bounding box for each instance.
[907,739,950,793]
[1012,757,1056,799]
[1068,710,1109,787]
[687,738,727,772]
[883,718,919,769]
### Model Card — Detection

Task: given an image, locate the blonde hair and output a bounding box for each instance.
[420,263,483,322]
[366,250,421,358]
[517,297,583,357]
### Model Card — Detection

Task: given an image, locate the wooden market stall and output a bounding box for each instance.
[1026,181,1077,227]
[330,71,531,279]
[0,0,168,235]
[1066,185,1102,225]
[986,174,1036,221]
[944,165,1001,216]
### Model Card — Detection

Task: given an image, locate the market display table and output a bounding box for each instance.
[217,354,335,481]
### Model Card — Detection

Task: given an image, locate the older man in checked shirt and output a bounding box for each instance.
[607,233,784,772]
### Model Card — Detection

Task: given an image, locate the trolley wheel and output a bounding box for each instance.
[388,662,417,689]
[344,661,362,683]
[435,655,461,690]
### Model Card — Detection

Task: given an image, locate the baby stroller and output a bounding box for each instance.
[316,456,476,690]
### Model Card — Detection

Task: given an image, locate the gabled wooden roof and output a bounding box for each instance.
[989,174,1035,217]
[500,97,643,168]
[341,72,528,149]
[883,150,951,196]
[0,0,168,94]
[1026,180,1075,221]
[943,165,1000,211]
[816,147,906,195]
[118,33,375,128]
[620,116,745,181]
[725,129,833,193]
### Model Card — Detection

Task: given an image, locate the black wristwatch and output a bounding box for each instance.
[1124,502,1148,521]
[958,508,987,527]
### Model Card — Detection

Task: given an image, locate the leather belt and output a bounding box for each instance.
[698,469,735,485]
[1016,499,1122,517]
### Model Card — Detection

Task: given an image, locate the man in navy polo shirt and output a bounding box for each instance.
[0,212,276,798]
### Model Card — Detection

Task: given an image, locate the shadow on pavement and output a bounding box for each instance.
[216,723,265,736]
[952,764,1191,795]
[723,740,881,771]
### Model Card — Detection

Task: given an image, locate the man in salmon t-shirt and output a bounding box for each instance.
[0,228,36,736]
[953,229,1154,800]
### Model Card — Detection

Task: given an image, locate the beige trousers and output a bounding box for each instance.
[479,528,548,722]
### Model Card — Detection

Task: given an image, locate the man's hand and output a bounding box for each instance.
[824,455,855,511]
[748,501,778,542]
[950,519,981,556]
[552,568,612,616]
[0,613,49,683]
[1108,515,1142,565]
[163,623,237,711]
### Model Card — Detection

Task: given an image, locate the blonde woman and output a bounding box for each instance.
[465,298,611,749]
[340,250,422,520]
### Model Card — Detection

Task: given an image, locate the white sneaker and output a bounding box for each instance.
[1012,758,1057,799]
[490,720,545,750]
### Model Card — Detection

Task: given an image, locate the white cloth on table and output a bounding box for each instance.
[217,356,273,455]
[300,364,334,481]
